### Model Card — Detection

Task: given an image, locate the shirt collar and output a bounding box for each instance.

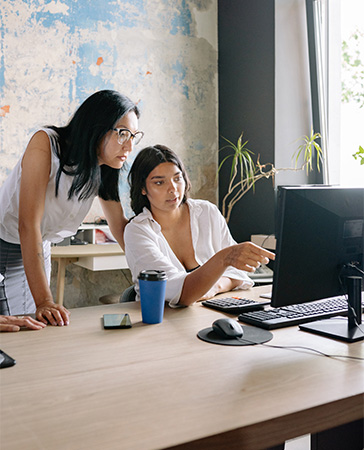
[131,199,203,226]
[131,207,161,232]
[131,207,154,223]
[186,198,203,218]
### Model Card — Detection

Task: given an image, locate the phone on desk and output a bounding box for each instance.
[0,349,16,369]
[103,314,132,329]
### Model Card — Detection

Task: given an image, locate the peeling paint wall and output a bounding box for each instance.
[0,0,218,307]
[0,0,218,213]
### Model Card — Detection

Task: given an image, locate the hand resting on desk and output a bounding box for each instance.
[35,301,70,327]
[0,315,46,332]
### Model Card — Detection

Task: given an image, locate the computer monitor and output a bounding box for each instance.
[271,186,364,342]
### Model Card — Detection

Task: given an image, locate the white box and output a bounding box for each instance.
[251,234,276,250]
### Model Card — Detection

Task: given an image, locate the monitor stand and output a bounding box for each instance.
[299,276,364,343]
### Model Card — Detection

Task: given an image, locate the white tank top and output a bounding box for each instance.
[0,128,96,244]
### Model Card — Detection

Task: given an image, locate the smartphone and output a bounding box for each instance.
[0,349,16,369]
[103,313,132,329]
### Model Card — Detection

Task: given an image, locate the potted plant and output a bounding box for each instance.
[218,129,324,223]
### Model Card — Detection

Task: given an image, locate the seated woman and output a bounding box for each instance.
[124,145,275,307]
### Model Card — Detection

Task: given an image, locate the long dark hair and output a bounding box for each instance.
[49,90,140,201]
[128,144,191,216]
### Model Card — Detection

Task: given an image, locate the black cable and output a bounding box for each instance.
[336,264,364,336]
[346,303,364,335]
[345,263,364,276]
[261,234,275,249]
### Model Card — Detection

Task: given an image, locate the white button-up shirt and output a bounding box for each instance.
[124,198,254,306]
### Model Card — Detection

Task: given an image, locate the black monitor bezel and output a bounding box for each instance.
[271,185,364,309]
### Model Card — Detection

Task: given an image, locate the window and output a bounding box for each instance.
[306,0,363,186]
[340,0,364,186]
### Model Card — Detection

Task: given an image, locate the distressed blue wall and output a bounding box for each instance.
[0,0,218,218]
[0,0,218,307]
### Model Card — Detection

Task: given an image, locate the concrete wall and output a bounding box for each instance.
[0,0,218,307]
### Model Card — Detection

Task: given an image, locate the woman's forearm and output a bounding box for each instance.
[100,198,128,250]
[19,224,53,306]
[178,249,229,306]
[178,242,275,306]
[19,223,70,326]
[196,277,244,302]
[215,277,242,294]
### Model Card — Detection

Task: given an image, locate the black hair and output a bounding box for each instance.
[128,144,191,216]
[49,90,140,201]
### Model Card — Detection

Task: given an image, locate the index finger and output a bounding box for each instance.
[250,243,275,260]
[261,248,275,260]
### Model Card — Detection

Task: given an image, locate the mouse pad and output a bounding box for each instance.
[197,326,273,346]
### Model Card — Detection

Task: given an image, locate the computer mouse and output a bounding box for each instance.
[212,318,244,339]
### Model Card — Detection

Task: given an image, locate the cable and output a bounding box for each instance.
[336,264,364,336]
[236,337,364,361]
[345,263,364,276]
[261,234,275,249]
[236,262,364,357]
[346,303,364,335]
[260,343,364,361]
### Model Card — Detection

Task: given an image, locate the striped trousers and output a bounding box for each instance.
[0,238,51,315]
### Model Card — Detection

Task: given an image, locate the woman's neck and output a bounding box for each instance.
[151,202,187,231]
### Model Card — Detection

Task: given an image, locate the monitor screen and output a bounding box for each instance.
[271,186,364,308]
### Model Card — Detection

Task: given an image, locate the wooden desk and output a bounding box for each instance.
[0,286,363,450]
[51,244,127,306]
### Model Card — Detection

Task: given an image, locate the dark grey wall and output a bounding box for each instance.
[218,0,276,243]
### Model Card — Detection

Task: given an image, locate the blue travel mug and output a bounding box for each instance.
[138,270,167,324]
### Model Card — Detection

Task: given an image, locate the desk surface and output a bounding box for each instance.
[0,286,363,450]
[51,243,123,258]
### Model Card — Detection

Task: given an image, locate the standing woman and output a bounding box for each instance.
[0,90,144,325]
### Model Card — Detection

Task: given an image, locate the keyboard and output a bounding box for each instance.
[249,264,274,280]
[202,297,270,314]
[238,295,364,329]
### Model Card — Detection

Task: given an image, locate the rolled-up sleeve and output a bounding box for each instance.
[219,211,254,289]
[194,201,254,290]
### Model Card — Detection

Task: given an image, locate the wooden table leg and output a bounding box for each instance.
[55,258,78,306]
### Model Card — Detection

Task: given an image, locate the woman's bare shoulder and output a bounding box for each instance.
[21,130,52,172]
[27,130,51,151]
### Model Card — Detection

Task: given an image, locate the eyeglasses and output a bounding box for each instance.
[113,128,144,146]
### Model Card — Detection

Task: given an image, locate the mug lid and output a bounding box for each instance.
[138,270,167,281]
